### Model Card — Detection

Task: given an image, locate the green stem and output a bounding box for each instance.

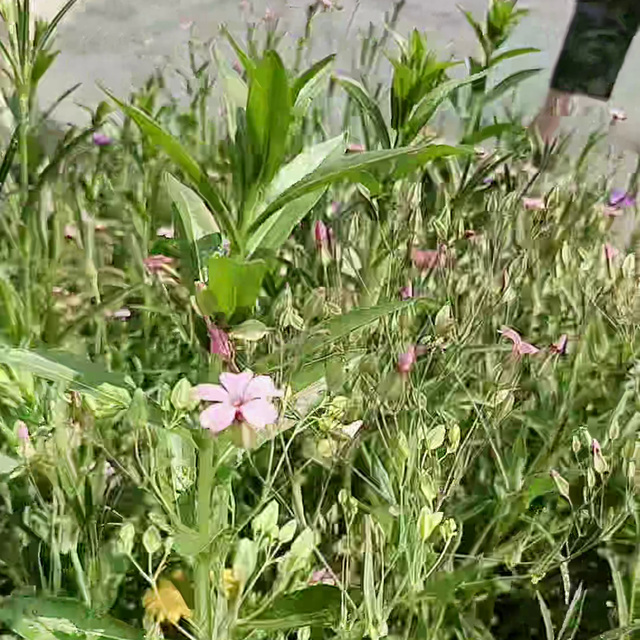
[70,548,91,606]
[195,435,215,638]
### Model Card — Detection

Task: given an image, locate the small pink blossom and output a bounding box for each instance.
[157,226,174,239]
[16,421,29,442]
[264,7,276,21]
[144,254,175,273]
[397,346,417,374]
[609,189,635,209]
[309,568,338,586]
[192,371,282,433]
[93,133,113,147]
[318,0,333,9]
[604,243,619,262]
[232,60,243,75]
[499,326,539,356]
[207,322,234,361]
[179,18,194,30]
[522,197,545,211]
[314,220,329,251]
[347,143,365,153]
[550,334,568,356]
[400,283,413,300]
[411,247,446,271]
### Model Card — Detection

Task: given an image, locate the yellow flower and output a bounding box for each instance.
[143,579,191,626]
[222,568,241,600]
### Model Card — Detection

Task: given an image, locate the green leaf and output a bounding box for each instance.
[484,68,541,104]
[216,57,248,139]
[0,596,145,640]
[221,27,256,76]
[0,126,18,193]
[401,72,486,144]
[165,173,220,242]
[490,47,540,67]
[207,256,267,317]
[249,144,464,234]
[247,50,292,186]
[238,586,341,631]
[0,452,19,475]
[337,76,391,149]
[293,54,336,104]
[461,123,518,145]
[536,591,555,640]
[459,8,489,60]
[104,90,239,247]
[248,188,326,256]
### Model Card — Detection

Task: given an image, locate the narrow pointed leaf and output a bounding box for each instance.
[490,47,540,67]
[293,54,335,103]
[337,75,391,149]
[484,68,541,104]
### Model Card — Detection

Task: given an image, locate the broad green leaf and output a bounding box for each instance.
[249,144,464,234]
[490,47,540,67]
[217,58,249,139]
[0,596,145,640]
[484,68,541,104]
[247,50,292,186]
[165,173,220,243]
[252,500,280,538]
[337,75,391,149]
[207,256,267,317]
[0,452,19,475]
[247,188,326,256]
[234,538,258,585]
[401,72,487,144]
[104,91,239,247]
[237,585,341,631]
[293,57,334,117]
[265,135,345,204]
[293,54,336,104]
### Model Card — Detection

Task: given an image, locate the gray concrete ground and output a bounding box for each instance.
[30,0,639,142]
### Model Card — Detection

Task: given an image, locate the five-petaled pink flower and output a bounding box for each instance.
[193,371,282,433]
[397,346,417,374]
[499,327,539,356]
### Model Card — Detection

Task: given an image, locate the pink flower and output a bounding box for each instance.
[499,327,539,356]
[193,371,282,433]
[179,18,193,30]
[309,568,338,586]
[608,189,635,209]
[604,243,619,262]
[157,226,174,239]
[207,322,234,361]
[522,197,545,211]
[16,421,29,442]
[397,346,417,374]
[144,254,175,273]
[232,60,243,75]
[93,133,113,147]
[319,0,333,9]
[314,220,329,251]
[550,334,568,355]
[347,143,365,153]
[411,247,445,271]
[400,283,413,300]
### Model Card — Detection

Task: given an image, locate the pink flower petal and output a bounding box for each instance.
[411,249,442,270]
[522,197,545,211]
[244,375,283,401]
[192,384,229,403]
[499,327,522,346]
[220,371,254,403]
[397,346,417,374]
[517,341,540,355]
[199,402,236,433]
[239,398,279,430]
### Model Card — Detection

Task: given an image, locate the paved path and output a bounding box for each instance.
[31,0,640,145]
